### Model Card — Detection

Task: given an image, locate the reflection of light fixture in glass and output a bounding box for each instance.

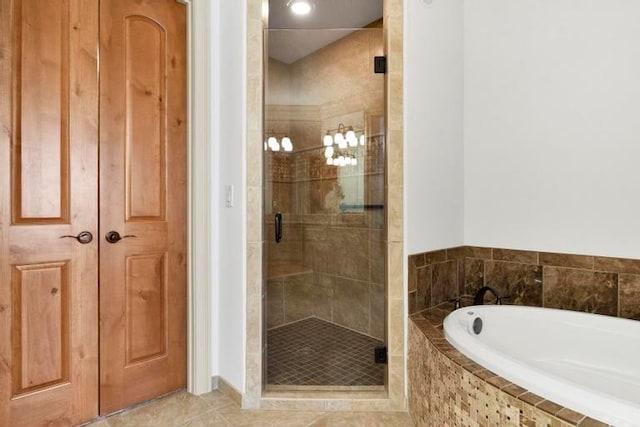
[326,157,333,165]
[324,146,334,158]
[265,131,292,152]
[281,136,293,152]
[268,136,278,151]
[323,132,333,146]
[321,123,366,167]
[287,0,312,15]
[346,127,358,147]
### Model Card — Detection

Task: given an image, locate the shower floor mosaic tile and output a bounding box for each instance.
[267,317,385,386]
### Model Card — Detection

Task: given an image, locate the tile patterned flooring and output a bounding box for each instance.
[87,390,414,426]
[267,318,385,386]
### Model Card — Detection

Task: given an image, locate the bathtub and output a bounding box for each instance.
[443,305,640,427]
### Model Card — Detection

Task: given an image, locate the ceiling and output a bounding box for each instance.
[268,0,383,64]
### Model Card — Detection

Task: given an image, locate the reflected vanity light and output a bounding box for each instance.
[324,146,334,158]
[281,136,293,152]
[323,132,333,146]
[265,132,293,152]
[322,123,365,167]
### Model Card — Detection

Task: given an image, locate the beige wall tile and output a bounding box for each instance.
[388,242,403,300]
[332,277,370,334]
[283,273,332,323]
[266,279,284,329]
[246,295,262,355]
[388,299,404,356]
[387,130,404,187]
[370,282,386,340]
[247,242,263,297]
[247,77,263,132]
[247,186,262,243]
[387,185,403,242]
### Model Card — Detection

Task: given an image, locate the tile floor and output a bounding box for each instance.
[267,318,385,386]
[87,390,414,426]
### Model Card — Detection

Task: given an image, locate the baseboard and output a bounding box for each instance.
[212,376,243,407]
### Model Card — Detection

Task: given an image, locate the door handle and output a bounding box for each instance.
[60,231,93,244]
[275,212,283,243]
[105,231,137,244]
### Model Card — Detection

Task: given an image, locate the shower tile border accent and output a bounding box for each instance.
[245,0,406,411]
[408,308,610,427]
[408,245,640,320]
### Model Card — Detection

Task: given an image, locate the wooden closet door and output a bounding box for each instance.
[99,0,187,415]
[0,0,99,425]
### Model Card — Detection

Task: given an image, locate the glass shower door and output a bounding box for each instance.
[264,27,386,389]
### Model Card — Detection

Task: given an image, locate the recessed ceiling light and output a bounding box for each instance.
[288,0,312,15]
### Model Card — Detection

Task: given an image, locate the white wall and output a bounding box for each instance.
[464,0,640,259]
[212,0,246,392]
[404,0,465,255]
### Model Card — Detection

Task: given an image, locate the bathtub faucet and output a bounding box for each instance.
[473,286,509,305]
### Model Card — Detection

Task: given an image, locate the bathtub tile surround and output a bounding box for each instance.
[544,268,618,317]
[408,307,610,427]
[620,274,640,320]
[484,261,542,306]
[408,245,640,320]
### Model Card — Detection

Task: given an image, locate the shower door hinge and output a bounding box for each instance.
[374,56,386,74]
[374,346,388,364]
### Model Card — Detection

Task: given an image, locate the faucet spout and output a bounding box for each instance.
[473,286,503,305]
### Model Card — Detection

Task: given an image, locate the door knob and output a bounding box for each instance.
[105,231,137,244]
[60,231,93,244]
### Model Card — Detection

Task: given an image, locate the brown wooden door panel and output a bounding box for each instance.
[0,0,99,425]
[11,0,71,224]
[1,0,186,422]
[11,261,71,395]
[99,0,187,415]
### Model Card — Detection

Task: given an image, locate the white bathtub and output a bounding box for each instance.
[443,305,640,427]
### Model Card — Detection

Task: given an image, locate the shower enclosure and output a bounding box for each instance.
[263,9,386,390]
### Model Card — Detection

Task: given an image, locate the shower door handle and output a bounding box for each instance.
[275,213,283,243]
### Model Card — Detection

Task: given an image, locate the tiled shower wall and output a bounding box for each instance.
[408,246,640,320]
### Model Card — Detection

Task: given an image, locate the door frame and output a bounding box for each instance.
[184,0,212,395]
